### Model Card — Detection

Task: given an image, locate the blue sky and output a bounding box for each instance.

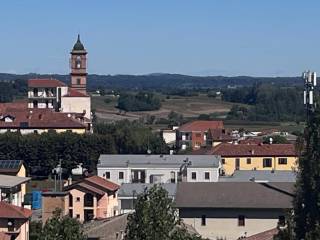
[1,0,320,76]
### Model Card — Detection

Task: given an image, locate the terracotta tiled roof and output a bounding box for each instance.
[208,129,234,141]
[178,120,224,132]
[65,176,120,195]
[63,88,89,97]
[28,79,66,88]
[210,143,297,157]
[0,108,86,129]
[245,228,278,240]
[0,202,32,219]
[0,102,28,114]
[84,176,120,192]
[0,232,10,240]
[239,138,263,145]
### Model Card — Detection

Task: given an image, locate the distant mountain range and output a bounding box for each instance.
[0,73,302,90]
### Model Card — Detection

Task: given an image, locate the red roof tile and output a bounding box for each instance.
[245,228,278,240]
[179,121,224,132]
[63,89,89,97]
[211,143,297,157]
[28,79,66,88]
[0,108,86,129]
[0,202,32,219]
[84,176,120,192]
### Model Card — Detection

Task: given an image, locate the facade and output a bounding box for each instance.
[97,154,221,185]
[206,128,236,147]
[161,127,178,146]
[64,176,120,222]
[176,120,224,150]
[0,174,30,207]
[197,143,297,175]
[175,182,293,240]
[0,201,32,240]
[117,183,176,214]
[42,192,70,224]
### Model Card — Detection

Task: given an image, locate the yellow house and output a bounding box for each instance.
[210,143,297,175]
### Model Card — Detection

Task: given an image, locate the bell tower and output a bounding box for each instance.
[70,34,87,95]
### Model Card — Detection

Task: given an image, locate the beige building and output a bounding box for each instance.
[42,176,120,223]
[175,182,293,240]
[0,201,32,240]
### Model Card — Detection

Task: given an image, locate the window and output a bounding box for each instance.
[246,158,251,164]
[279,216,286,227]
[238,215,245,226]
[76,214,80,219]
[191,172,197,180]
[205,172,210,180]
[119,172,124,180]
[263,158,272,168]
[76,78,81,85]
[221,158,225,164]
[201,215,206,226]
[7,219,14,232]
[76,197,80,202]
[278,158,287,165]
[69,194,73,207]
[106,171,110,179]
[235,158,240,170]
[170,171,176,183]
[69,209,73,217]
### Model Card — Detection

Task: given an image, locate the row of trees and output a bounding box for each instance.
[223,84,304,122]
[0,120,168,176]
[0,79,27,102]
[117,92,161,111]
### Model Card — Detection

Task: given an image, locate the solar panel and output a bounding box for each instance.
[0,160,21,169]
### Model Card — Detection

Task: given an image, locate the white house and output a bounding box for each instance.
[97,154,221,185]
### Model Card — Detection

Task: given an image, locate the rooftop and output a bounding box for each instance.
[64,176,120,195]
[72,34,86,51]
[175,182,294,209]
[244,228,278,240]
[0,108,87,129]
[98,154,221,168]
[0,201,32,219]
[28,79,66,88]
[198,143,297,157]
[0,174,30,189]
[0,160,24,175]
[178,120,224,132]
[118,183,177,198]
[63,88,89,97]
[219,170,296,182]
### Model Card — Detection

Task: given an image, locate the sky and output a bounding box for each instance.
[1,0,320,76]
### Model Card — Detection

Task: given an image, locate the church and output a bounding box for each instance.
[0,36,92,134]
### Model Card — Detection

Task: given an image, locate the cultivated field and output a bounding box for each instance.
[92,94,233,122]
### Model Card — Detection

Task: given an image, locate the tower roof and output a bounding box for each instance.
[72,34,85,51]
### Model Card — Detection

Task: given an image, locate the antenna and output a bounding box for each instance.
[302,70,317,119]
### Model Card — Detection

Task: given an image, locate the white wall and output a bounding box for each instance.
[162,130,176,144]
[180,208,284,240]
[61,96,91,119]
[187,168,219,182]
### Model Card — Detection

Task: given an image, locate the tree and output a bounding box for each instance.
[125,185,206,240]
[263,135,289,144]
[276,100,320,239]
[40,208,86,240]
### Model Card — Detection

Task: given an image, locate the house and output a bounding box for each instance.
[176,120,224,150]
[175,182,294,240]
[0,35,92,134]
[244,228,278,240]
[0,174,30,207]
[219,170,296,183]
[0,107,88,134]
[64,176,120,222]
[42,176,120,223]
[161,126,178,147]
[0,201,32,240]
[206,128,236,147]
[117,183,176,214]
[196,143,297,175]
[97,154,221,185]
[0,160,27,201]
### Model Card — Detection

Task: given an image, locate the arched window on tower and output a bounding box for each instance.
[76,56,81,69]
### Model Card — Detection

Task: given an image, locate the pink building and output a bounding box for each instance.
[64,176,120,222]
